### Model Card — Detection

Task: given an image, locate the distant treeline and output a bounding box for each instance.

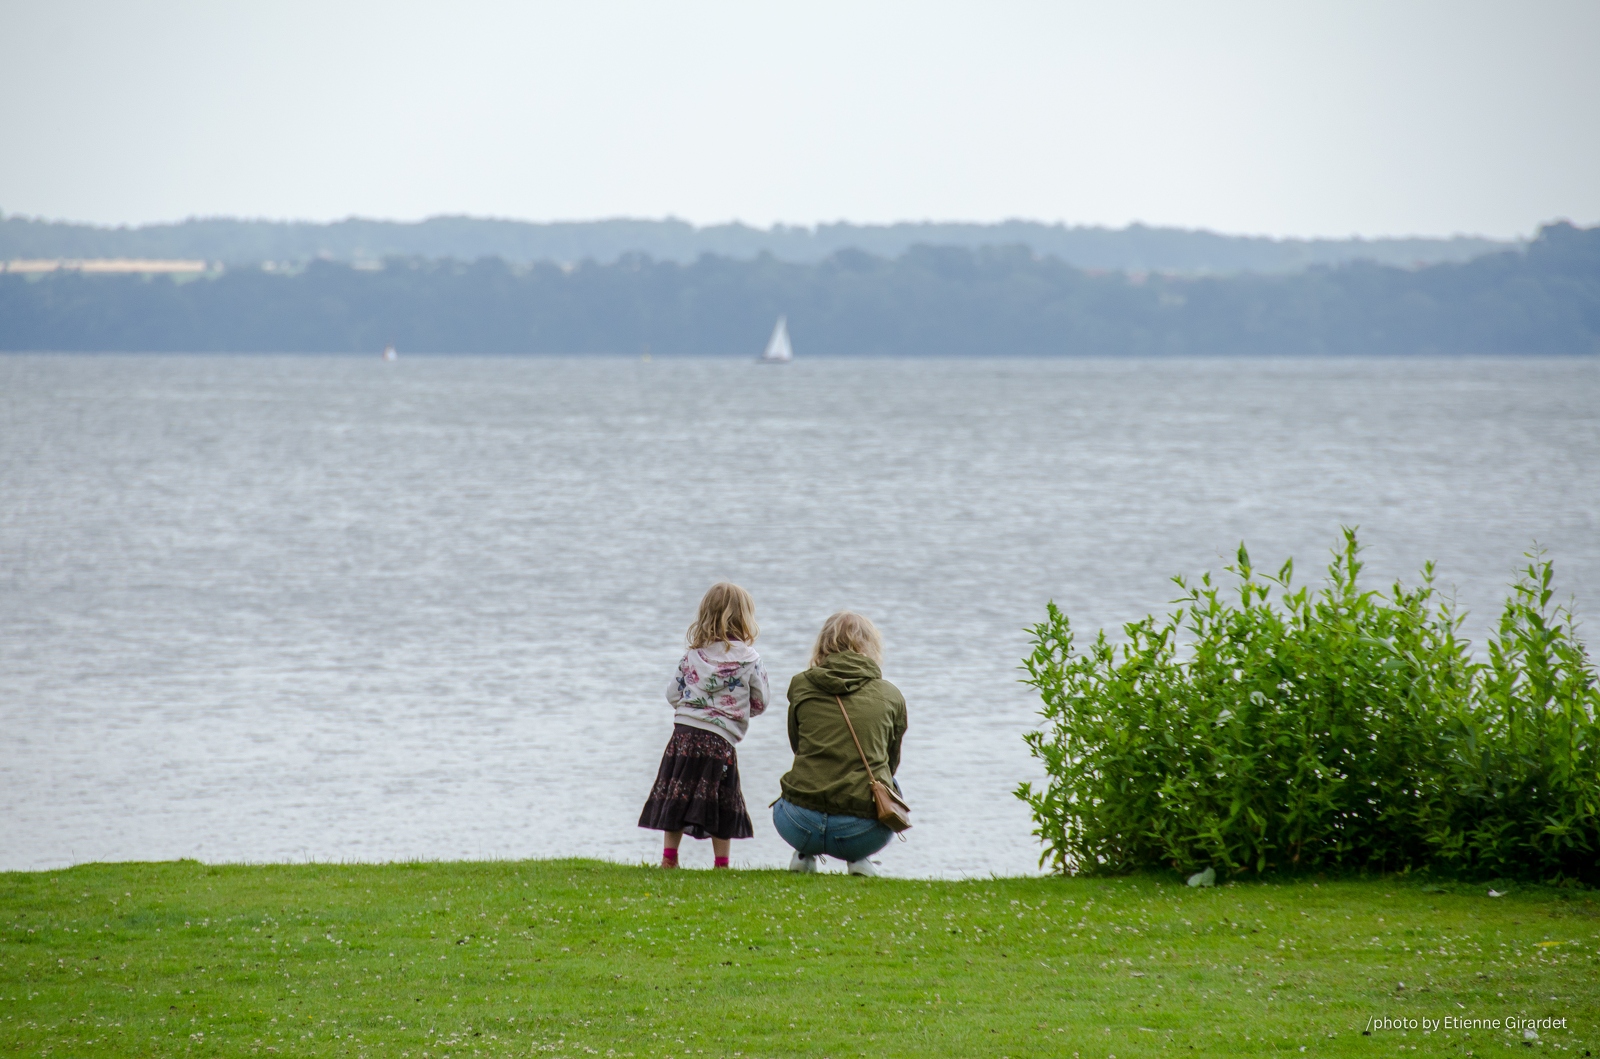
[0,211,1514,275]
[3,222,1595,356]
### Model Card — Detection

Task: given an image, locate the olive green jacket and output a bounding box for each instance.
[779,651,908,819]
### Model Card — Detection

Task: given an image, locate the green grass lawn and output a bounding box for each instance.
[3,859,1596,1058]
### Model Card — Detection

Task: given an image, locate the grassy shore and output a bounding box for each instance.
[3,859,1596,1058]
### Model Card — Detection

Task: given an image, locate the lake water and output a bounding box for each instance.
[2,354,1596,878]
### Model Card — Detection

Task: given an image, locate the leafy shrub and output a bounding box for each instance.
[1017,531,1600,882]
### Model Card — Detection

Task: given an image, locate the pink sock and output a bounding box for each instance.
[714,856,730,869]
[661,848,678,864]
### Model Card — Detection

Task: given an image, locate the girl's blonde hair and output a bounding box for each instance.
[810,610,883,667]
[687,582,759,648]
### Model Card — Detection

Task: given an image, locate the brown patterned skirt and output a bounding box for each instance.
[638,724,754,840]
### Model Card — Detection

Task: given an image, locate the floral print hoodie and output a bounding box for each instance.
[667,639,770,745]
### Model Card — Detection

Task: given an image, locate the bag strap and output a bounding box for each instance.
[835,695,880,787]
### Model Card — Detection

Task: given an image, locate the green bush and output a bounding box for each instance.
[1016,531,1600,883]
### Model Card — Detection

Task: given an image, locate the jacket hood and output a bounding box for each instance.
[808,650,882,695]
[691,639,760,663]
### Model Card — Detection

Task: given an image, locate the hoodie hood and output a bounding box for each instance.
[808,650,882,695]
[692,639,760,664]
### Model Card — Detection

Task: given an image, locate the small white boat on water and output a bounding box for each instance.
[382,343,397,361]
[760,316,792,363]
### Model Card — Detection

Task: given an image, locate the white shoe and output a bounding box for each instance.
[846,858,879,877]
[788,851,818,873]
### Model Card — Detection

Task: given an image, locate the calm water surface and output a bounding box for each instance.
[2,355,1596,877]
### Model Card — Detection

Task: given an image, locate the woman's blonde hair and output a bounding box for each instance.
[687,582,759,648]
[810,610,883,667]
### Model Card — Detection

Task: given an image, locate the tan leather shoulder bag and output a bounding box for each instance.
[835,695,911,832]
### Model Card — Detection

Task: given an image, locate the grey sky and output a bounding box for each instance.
[1,0,1596,239]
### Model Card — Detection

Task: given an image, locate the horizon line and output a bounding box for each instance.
[0,208,1552,246]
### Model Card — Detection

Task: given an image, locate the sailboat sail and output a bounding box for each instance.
[761,316,793,362]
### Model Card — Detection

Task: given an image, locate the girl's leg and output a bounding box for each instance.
[712,836,730,868]
[661,830,683,868]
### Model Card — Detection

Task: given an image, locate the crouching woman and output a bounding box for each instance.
[773,611,908,876]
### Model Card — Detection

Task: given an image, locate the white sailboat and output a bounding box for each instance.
[760,316,793,363]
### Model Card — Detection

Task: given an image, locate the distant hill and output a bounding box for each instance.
[0,212,1515,275]
[3,223,1593,357]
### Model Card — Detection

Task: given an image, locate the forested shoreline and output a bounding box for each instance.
[2,222,1595,356]
[0,211,1511,271]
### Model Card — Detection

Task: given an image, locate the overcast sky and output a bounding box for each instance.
[1,0,1596,239]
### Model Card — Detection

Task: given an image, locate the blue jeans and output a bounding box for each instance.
[772,798,893,862]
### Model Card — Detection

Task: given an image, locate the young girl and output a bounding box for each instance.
[638,582,769,868]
